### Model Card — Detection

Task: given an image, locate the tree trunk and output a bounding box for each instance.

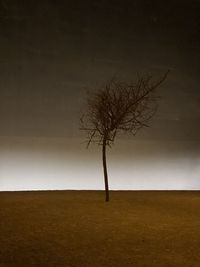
[102,138,109,202]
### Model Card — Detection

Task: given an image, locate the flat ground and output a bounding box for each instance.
[0,191,200,267]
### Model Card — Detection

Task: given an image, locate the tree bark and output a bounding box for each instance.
[102,138,109,202]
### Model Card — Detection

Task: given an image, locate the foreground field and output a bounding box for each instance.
[0,191,200,267]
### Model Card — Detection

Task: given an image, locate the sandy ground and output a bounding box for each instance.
[0,190,200,267]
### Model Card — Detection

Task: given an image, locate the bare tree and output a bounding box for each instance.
[80,71,169,202]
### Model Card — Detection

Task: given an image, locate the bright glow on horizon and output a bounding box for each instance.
[0,137,200,191]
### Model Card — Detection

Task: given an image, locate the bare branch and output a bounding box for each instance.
[81,71,169,147]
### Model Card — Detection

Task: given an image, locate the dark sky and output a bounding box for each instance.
[0,0,200,140]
